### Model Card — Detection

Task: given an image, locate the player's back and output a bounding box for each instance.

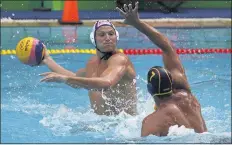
[172,89,207,133]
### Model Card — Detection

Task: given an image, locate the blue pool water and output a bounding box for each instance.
[1,26,231,143]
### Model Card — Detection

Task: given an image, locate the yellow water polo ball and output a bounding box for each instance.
[16,37,45,66]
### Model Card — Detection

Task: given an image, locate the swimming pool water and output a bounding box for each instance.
[1,26,231,49]
[1,26,231,143]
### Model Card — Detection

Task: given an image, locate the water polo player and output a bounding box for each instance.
[115,1,207,136]
[40,20,137,116]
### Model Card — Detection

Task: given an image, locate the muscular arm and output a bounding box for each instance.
[43,57,76,76]
[65,54,128,90]
[42,57,87,89]
[75,68,86,77]
[132,20,191,92]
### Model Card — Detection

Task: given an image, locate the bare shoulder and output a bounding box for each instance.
[162,104,181,115]
[87,55,98,65]
[175,90,191,97]
[108,52,130,64]
[141,112,155,137]
[142,111,168,136]
[150,106,181,124]
[142,112,155,125]
[110,52,136,78]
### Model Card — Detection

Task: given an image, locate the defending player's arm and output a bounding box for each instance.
[116,2,191,92]
[133,21,191,91]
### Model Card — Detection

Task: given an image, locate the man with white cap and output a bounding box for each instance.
[40,20,137,116]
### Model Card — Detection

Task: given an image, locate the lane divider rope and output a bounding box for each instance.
[1,48,231,55]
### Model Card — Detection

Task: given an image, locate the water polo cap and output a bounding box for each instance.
[147,66,173,97]
[90,20,119,60]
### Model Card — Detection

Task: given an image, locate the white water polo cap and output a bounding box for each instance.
[90,20,119,46]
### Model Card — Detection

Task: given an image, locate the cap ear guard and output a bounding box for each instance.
[147,83,155,95]
[116,30,119,41]
[89,26,119,46]
[90,31,95,46]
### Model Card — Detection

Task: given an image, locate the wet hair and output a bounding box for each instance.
[147,66,173,98]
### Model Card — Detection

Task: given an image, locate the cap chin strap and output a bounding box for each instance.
[96,47,114,60]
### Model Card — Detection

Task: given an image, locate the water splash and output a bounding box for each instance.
[1,77,231,143]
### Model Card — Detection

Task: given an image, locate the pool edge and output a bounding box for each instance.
[1,18,231,27]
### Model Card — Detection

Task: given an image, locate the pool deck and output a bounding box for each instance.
[1,8,231,27]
